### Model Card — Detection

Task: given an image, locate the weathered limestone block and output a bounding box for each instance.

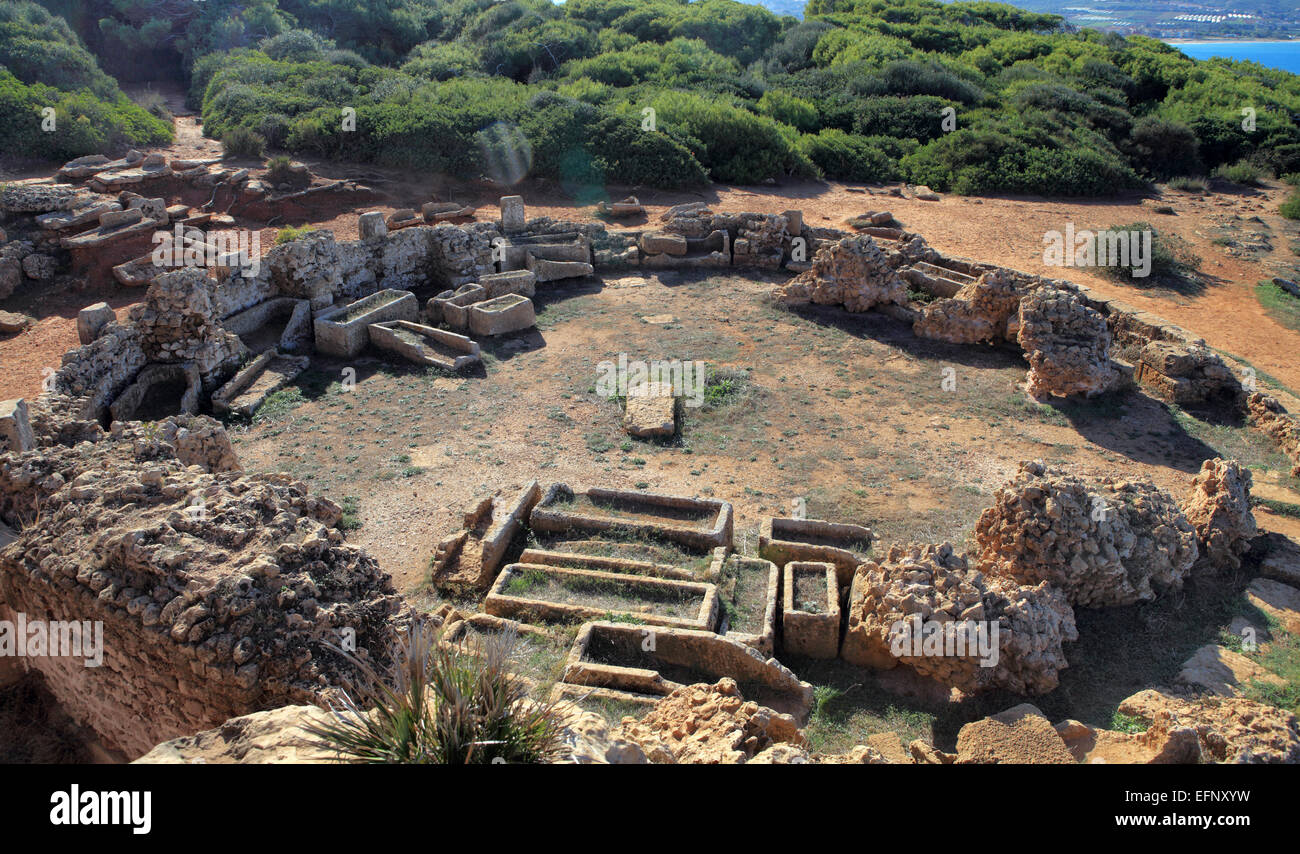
[842,542,1077,695]
[624,381,677,439]
[974,461,1199,607]
[913,269,1022,344]
[1017,286,1118,398]
[525,253,593,282]
[1177,644,1283,696]
[431,481,542,591]
[772,234,908,311]
[641,232,688,256]
[21,253,56,280]
[500,195,526,233]
[267,229,344,304]
[0,398,36,453]
[0,180,85,213]
[613,679,806,764]
[127,267,247,381]
[432,284,487,331]
[955,704,1075,764]
[1119,689,1300,763]
[0,419,407,758]
[782,561,840,659]
[99,208,144,229]
[313,289,418,358]
[368,320,479,371]
[479,269,536,299]
[358,211,388,241]
[378,226,434,290]
[1134,339,1238,405]
[77,302,116,345]
[1180,458,1256,571]
[1055,714,1201,764]
[134,705,336,764]
[467,294,535,336]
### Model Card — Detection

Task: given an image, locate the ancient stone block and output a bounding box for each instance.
[77,302,116,345]
[758,516,872,587]
[500,195,526,233]
[211,350,310,418]
[719,556,780,656]
[486,564,718,630]
[0,398,35,453]
[358,211,388,241]
[782,561,840,659]
[313,289,418,358]
[974,461,1198,607]
[479,269,536,299]
[433,284,487,331]
[559,621,813,722]
[525,254,594,282]
[624,381,677,439]
[467,293,535,337]
[368,320,480,371]
[641,232,688,256]
[530,484,734,551]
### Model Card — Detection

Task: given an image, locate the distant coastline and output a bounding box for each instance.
[1165,38,1298,45]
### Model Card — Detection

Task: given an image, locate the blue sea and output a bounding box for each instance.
[1171,40,1300,75]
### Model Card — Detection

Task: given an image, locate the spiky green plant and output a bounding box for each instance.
[306,623,566,764]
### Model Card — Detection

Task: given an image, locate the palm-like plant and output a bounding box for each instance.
[306,623,565,764]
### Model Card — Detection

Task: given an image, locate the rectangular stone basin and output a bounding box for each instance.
[314,289,418,358]
[485,563,718,631]
[369,320,480,371]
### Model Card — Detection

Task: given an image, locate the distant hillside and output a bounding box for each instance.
[20,0,1300,199]
[1007,0,1300,39]
[751,0,807,18]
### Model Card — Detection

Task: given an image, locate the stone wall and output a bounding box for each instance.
[0,416,407,758]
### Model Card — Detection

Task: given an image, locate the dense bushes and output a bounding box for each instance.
[11,0,1300,199]
[0,2,171,157]
[799,130,903,181]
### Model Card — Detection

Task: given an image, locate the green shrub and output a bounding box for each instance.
[0,70,171,161]
[222,126,266,158]
[1097,221,1201,284]
[274,224,310,245]
[1213,159,1269,187]
[1167,175,1207,193]
[757,90,819,133]
[649,92,810,184]
[1281,190,1300,221]
[264,154,294,184]
[305,623,565,764]
[799,129,900,182]
[1126,116,1201,181]
[904,126,1141,196]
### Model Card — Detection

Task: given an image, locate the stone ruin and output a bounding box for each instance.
[1017,287,1119,399]
[771,234,909,312]
[841,542,1078,695]
[1181,458,1257,571]
[0,415,407,757]
[768,223,1300,472]
[973,460,1200,607]
[4,185,1300,763]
